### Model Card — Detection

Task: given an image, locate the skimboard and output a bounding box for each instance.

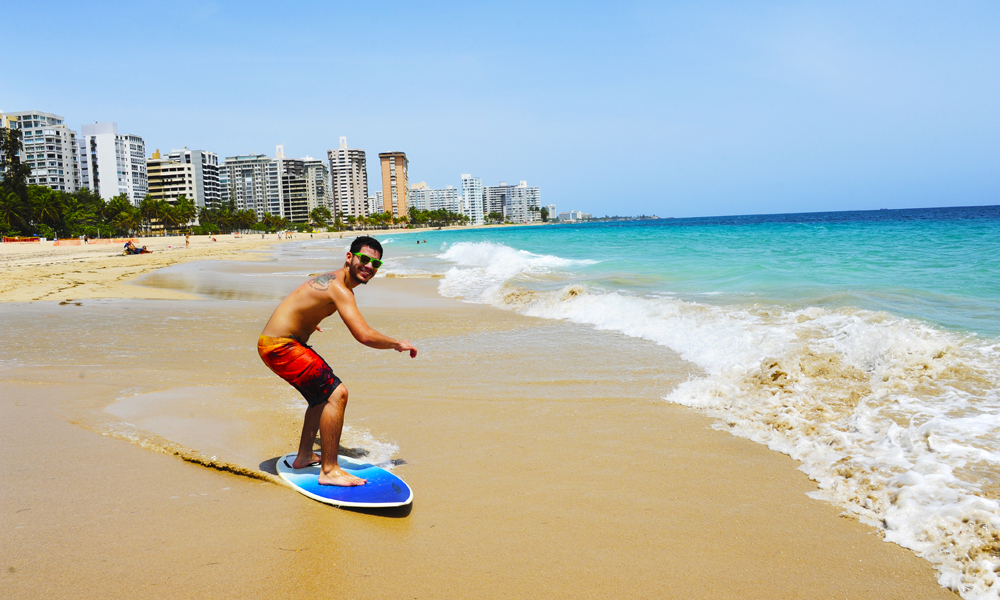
[276,452,413,508]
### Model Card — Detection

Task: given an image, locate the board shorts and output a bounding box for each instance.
[258,335,343,407]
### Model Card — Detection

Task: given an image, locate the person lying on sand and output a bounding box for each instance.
[258,235,417,486]
[123,241,152,255]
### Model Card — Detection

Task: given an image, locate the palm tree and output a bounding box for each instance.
[29,187,63,234]
[310,206,331,229]
[236,209,258,233]
[161,202,182,233]
[174,195,197,228]
[1,127,32,202]
[0,188,30,232]
[112,206,141,237]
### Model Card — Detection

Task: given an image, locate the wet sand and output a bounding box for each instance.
[0,246,958,599]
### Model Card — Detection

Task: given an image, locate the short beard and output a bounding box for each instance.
[349,268,370,285]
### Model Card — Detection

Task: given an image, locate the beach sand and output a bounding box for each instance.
[0,240,958,599]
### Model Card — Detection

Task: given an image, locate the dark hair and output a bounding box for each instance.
[350,235,383,257]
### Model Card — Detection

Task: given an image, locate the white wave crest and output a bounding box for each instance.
[437,241,595,301]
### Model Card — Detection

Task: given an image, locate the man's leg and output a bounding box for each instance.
[317,384,366,487]
[292,403,323,469]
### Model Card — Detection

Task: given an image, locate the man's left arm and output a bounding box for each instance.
[332,286,417,357]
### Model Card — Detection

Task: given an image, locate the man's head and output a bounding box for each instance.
[346,236,383,285]
[349,235,383,258]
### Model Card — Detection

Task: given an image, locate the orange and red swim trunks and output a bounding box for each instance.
[258,335,342,407]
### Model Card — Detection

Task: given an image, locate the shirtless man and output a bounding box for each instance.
[258,236,417,486]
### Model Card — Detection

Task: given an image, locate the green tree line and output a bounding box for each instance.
[407,206,469,228]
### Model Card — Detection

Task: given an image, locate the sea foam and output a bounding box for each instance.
[437,241,1000,600]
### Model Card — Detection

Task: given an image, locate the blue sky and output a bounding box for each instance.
[3,1,997,217]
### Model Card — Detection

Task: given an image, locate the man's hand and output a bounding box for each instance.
[396,340,418,358]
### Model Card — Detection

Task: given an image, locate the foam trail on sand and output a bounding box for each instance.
[436,240,1000,600]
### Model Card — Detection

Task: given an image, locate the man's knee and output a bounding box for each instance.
[328,382,348,406]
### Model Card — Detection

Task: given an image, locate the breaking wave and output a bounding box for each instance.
[437,241,1000,600]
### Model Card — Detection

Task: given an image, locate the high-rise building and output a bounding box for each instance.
[374,191,384,213]
[460,174,483,226]
[218,154,280,217]
[546,204,557,220]
[79,122,147,204]
[163,148,221,209]
[275,146,309,224]
[147,150,196,205]
[302,157,332,214]
[409,184,461,213]
[378,151,408,217]
[328,137,368,219]
[483,181,541,223]
[1,111,80,192]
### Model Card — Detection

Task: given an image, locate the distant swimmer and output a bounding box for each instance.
[258,236,417,486]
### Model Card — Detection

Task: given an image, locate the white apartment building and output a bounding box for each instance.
[218,154,281,218]
[408,184,461,213]
[328,137,368,219]
[1,111,80,192]
[483,181,541,223]
[546,204,557,220]
[79,122,147,204]
[273,146,306,223]
[374,191,384,213]
[302,157,332,214]
[460,174,483,225]
[163,148,221,208]
[557,210,586,222]
[147,151,196,204]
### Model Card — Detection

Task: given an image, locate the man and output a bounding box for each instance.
[258,235,417,486]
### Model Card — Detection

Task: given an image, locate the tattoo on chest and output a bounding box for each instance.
[309,273,334,290]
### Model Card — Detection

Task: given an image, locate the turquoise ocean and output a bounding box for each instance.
[293,205,1000,599]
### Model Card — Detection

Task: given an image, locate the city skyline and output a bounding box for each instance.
[3,1,998,218]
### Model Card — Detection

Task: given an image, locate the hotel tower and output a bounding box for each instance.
[378,151,408,217]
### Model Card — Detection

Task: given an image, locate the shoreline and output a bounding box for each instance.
[0,240,959,599]
[0,224,539,302]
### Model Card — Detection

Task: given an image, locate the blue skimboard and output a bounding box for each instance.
[276,452,413,508]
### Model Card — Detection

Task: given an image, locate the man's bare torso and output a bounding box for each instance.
[260,269,351,343]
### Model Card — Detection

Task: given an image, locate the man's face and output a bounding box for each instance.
[348,246,381,284]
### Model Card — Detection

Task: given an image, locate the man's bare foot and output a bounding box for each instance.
[291,452,321,469]
[318,466,367,487]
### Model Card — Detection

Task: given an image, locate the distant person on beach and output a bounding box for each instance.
[258,235,417,486]
[124,241,151,255]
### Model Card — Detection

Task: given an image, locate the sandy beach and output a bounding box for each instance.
[0,238,957,599]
